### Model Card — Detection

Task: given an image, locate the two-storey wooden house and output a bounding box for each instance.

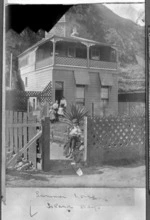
[18,16,118,116]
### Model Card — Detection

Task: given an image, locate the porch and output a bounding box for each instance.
[35,37,117,70]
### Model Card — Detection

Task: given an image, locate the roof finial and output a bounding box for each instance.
[71,26,79,37]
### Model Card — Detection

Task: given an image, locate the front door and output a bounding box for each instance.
[55,81,64,104]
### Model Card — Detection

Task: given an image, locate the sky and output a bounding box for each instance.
[104,3,145,26]
[5,0,145,30]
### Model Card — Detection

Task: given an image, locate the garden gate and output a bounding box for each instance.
[6,111,42,169]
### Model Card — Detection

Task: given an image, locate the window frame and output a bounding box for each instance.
[55,81,64,91]
[91,48,100,61]
[101,86,109,112]
[76,85,85,106]
[110,49,117,62]
[101,86,109,100]
[67,46,76,58]
[75,47,87,59]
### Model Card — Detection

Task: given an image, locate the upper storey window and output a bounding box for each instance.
[91,48,100,60]
[110,49,117,62]
[68,46,75,58]
[36,42,53,62]
[55,41,87,59]
[90,46,117,62]
[76,47,87,59]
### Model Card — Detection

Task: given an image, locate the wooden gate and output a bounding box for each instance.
[42,117,87,172]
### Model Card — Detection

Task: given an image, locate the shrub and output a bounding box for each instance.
[64,103,88,126]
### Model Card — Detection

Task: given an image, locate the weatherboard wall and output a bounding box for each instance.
[53,68,118,116]
[85,71,118,116]
[36,68,53,91]
[21,68,53,92]
[108,73,118,115]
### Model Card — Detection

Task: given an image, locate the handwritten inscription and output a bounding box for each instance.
[28,190,102,217]
[74,193,98,200]
[46,202,101,211]
[47,202,73,209]
[36,191,67,199]
[36,191,100,200]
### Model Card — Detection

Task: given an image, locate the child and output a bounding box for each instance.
[58,104,64,117]
[66,119,82,158]
[52,100,59,121]
[60,96,67,112]
[49,107,55,123]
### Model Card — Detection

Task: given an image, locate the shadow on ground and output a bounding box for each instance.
[6,169,49,181]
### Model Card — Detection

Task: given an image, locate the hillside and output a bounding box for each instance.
[66,4,145,91]
[6,4,145,92]
[5,28,44,89]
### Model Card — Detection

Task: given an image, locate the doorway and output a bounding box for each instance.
[55,81,64,104]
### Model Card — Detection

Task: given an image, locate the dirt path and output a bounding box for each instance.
[6,165,145,188]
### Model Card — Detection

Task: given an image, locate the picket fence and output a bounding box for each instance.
[6,111,41,167]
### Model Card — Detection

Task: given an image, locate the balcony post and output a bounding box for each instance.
[81,42,92,68]
[87,45,90,68]
[84,43,95,68]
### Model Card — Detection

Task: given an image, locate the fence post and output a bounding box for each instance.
[41,117,50,171]
[92,103,94,117]
[84,117,87,162]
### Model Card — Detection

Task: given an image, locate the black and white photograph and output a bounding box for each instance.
[1,1,147,220]
[4,2,146,188]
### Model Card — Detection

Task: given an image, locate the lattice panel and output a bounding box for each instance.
[55,56,87,67]
[89,60,117,69]
[41,81,52,104]
[55,56,117,70]
[6,82,53,111]
[119,103,145,117]
[87,116,145,150]
[17,90,42,97]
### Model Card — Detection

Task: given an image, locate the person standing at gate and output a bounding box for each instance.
[52,100,59,122]
[65,119,82,159]
[60,96,67,112]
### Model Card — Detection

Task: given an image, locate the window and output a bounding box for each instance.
[110,49,116,62]
[36,42,53,61]
[91,48,100,60]
[55,43,66,57]
[25,77,28,87]
[101,87,109,99]
[68,47,75,58]
[101,99,109,109]
[101,86,109,110]
[76,47,87,59]
[55,81,64,90]
[76,85,85,106]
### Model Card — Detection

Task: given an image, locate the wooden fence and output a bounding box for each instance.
[6,111,41,168]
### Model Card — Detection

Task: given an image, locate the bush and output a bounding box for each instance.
[64,103,88,126]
